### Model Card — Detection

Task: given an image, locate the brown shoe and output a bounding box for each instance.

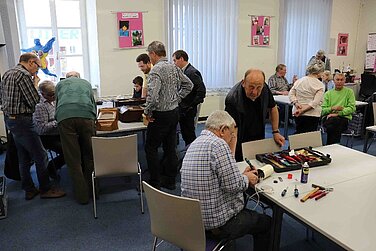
[40,188,66,199]
[25,188,40,200]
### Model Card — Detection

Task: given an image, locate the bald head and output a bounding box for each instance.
[66,71,81,78]
[242,69,265,101]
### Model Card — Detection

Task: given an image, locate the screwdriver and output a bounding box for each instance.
[281,187,288,197]
[294,185,299,198]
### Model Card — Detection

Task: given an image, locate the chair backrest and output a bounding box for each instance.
[143,181,206,251]
[360,74,376,100]
[91,134,138,177]
[288,131,322,149]
[373,102,376,126]
[242,138,281,160]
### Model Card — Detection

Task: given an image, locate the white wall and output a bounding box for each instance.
[95,0,165,97]
[354,0,376,75]
[236,0,280,82]
[330,0,362,75]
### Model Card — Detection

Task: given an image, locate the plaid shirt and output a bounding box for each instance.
[0,64,40,115]
[267,73,291,95]
[181,130,249,230]
[33,96,58,135]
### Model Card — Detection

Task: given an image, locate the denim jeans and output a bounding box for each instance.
[5,114,50,192]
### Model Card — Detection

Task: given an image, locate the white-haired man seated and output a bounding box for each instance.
[180,110,271,251]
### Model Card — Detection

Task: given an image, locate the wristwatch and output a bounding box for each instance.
[272,130,280,134]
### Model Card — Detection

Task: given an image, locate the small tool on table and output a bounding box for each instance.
[244,158,256,170]
[294,185,299,198]
[281,187,288,197]
[300,187,320,202]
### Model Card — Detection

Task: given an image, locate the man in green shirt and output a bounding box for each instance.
[56,71,97,204]
[321,73,355,145]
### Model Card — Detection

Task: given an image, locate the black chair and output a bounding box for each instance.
[359,73,376,101]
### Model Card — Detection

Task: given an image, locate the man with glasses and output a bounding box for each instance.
[0,52,65,200]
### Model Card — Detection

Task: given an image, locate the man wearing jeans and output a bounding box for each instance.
[143,41,193,190]
[181,110,271,251]
[55,71,96,204]
[0,53,65,200]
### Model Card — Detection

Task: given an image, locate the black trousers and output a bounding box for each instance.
[206,208,272,251]
[294,115,320,134]
[323,116,349,145]
[145,109,179,188]
[40,134,65,170]
[179,106,197,146]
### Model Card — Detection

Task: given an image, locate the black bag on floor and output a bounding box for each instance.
[4,133,21,181]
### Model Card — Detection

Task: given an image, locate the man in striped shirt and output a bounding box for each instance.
[181,110,271,250]
[144,41,193,190]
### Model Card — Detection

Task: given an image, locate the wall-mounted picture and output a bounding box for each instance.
[117,12,144,48]
[132,30,143,46]
[250,15,270,47]
[337,33,348,56]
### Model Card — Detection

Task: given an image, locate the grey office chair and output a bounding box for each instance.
[91,134,144,219]
[142,181,230,251]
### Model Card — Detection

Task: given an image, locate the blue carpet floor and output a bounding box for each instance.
[0,122,373,250]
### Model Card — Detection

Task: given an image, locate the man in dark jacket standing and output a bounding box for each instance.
[225,68,285,162]
[172,50,206,146]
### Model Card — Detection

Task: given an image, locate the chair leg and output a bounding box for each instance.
[138,163,144,214]
[363,131,370,152]
[92,172,97,219]
[152,237,158,251]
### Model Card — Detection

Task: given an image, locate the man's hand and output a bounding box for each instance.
[331,106,343,111]
[327,113,339,118]
[281,91,289,96]
[244,169,259,186]
[273,132,285,147]
[144,114,155,123]
[33,73,40,88]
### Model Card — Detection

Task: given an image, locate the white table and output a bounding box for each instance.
[240,144,376,250]
[273,95,369,138]
[96,121,147,142]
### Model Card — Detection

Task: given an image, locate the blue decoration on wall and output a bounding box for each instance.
[21,38,57,77]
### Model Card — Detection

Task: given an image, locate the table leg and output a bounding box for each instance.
[270,204,283,251]
[283,104,289,139]
[363,130,370,153]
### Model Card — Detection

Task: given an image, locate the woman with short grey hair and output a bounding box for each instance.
[288,61,325,134]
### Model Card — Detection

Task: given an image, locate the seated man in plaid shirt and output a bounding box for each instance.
[180,110,271,251]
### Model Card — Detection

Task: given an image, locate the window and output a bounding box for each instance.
[16,0,89,81]
[167,0,238,89]
[279,0,333,80]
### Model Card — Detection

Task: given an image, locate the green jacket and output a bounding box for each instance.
[321,87,355,120]
[55,77,97,123]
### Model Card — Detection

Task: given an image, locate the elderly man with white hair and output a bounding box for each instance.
[55,71,96,204]
[181,110,272,251]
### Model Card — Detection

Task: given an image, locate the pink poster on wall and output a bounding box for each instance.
[337,33,348,56]
[250,15,271,47]
[117,12,144,49]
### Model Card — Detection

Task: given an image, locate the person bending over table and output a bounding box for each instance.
[321,73,356,145]
[181,110,272,251]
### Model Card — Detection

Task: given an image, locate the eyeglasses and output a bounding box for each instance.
[33,61,41,68]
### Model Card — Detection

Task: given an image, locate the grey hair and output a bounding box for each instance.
[316,50,325,57]
[38,80,55,93]
[66,71,81,78]
[306,61,325,75]
[147,41,166,57]
[323,70,333,80]
[205,110,236,131]
[333,72,345,79]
